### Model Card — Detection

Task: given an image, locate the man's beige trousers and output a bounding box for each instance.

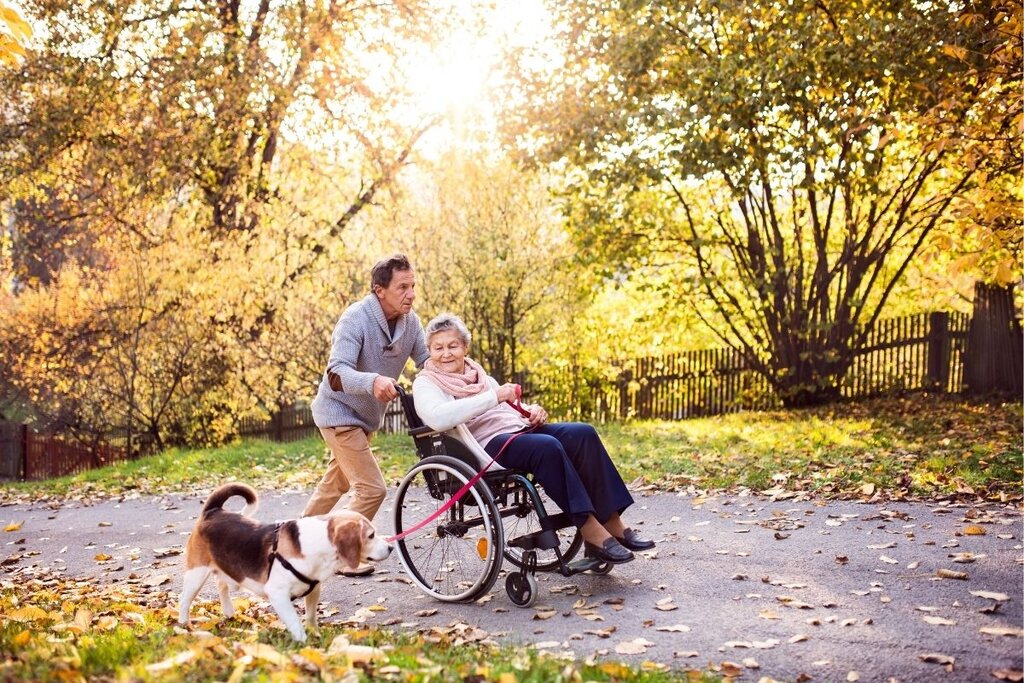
[303,426,387,520]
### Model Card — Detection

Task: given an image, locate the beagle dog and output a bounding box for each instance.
[177,483,391,641]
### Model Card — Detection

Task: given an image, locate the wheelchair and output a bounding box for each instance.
[391,387,615,608]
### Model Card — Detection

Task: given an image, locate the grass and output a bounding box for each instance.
[0,571,716,682]
[2,393,1019,504]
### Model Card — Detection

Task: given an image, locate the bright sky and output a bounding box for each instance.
[401,0,558,152]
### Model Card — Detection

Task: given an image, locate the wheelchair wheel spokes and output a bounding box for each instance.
[501,479,582,573]
[394,456,504,603]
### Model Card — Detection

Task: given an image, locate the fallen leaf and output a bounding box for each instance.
[584,627,616,638]
[146,650,197,672]
[980,626,1024,638]
[970,590,1010,602]
[615,638,654,655]
[724,640,752,648]
[789,634,809,643]
[992,668,1023,682]
[923,616,956,626]
[752,639,780,649]
[241,642,291,666]
[655,624,691,632]
[963,525,986,536]
[950,552,984,563]
[3,521,24,532]
[8,606,48,622]
[721,661,744,677]
[919,653,955,665]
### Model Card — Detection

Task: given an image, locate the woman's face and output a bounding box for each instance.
[428,329,468,374]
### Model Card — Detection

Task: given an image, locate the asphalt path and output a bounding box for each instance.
[2,486,1021,682]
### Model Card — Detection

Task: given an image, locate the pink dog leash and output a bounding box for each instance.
[386,385,536,544]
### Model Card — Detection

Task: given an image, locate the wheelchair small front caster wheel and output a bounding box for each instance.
[589,561,614,575]
[506,572,537,607]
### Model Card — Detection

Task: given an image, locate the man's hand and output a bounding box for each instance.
[372,376,399,402]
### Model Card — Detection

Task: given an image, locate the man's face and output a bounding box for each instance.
[375,268,416,320]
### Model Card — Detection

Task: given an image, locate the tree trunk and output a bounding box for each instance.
[963,282,1023,397]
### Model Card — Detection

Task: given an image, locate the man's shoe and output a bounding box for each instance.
[615,527,656,551]
[338,563,375,577]
[583,537,634,564]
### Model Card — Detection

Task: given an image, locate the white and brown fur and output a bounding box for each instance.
[178,483,391,641]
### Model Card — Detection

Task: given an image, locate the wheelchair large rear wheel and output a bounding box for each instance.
[393,456,504,603]
[500,477,583,573]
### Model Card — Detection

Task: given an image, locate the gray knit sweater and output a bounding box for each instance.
[310,294,428,431]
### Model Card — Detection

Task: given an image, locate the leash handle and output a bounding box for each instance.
[506,383,532,418]
[386,428,531,544]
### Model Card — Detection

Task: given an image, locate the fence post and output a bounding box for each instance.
[926,311,950,390]
[272,408,283,442]
[19,424,28,480]
[618,368,632,420]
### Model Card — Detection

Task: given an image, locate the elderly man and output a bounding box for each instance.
[306,254,428,575]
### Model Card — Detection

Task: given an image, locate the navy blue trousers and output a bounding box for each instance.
[485,422,634,527]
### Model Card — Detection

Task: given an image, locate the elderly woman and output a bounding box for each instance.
[412,313,654,565]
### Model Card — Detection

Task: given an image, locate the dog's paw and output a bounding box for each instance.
[290,629,308,643]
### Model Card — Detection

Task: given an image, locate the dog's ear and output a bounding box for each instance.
[329,518,362,569]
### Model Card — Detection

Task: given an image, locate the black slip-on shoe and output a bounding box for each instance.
[583,537,634,564]
[615,527,656,551]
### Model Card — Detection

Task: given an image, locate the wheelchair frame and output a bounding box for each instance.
[392,387,613,607]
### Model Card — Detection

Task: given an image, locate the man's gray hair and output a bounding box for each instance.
[370,254,413,290]
[425,313,472,347]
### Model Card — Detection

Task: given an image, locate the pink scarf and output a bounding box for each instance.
[419,357,490,397]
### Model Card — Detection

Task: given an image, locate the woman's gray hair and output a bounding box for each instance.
[425,313,471,347]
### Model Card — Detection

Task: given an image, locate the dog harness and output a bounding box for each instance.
[270,523,319,599]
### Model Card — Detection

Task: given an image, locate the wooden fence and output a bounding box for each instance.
[525,311,970,422]
[237,403,407,442]
[0,423,132,481]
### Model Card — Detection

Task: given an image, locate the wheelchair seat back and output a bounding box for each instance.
[397,388,505,501]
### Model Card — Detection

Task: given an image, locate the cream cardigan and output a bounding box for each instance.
[412,373,532,448]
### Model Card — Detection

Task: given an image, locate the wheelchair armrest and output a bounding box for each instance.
[409,425,438,437]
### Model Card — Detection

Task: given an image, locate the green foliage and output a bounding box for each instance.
[511,0,1019,406]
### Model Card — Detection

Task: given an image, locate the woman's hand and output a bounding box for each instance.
[495,383,519,403]
[527,405,548,427]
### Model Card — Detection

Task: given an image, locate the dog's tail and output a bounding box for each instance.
[200,483,258,518]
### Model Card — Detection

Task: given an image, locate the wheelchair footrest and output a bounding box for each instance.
[508,529,559,552]
[565,557,603,574]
